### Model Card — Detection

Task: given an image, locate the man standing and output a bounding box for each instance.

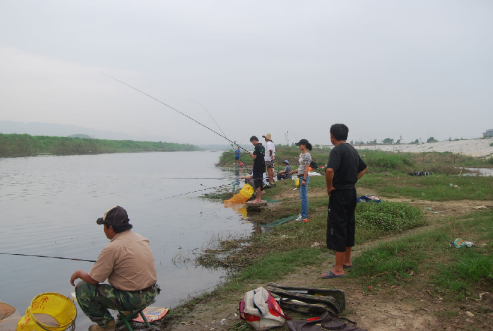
[249,136,265,203]
[263,134,276,185]
[70,206,158,331]
[321,124,367,279]
[235,146,241,164]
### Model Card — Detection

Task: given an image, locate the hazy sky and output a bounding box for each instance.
[1,1,492,145]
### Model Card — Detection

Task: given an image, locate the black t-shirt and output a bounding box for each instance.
[327,143,367,190]
[253,143,266,172]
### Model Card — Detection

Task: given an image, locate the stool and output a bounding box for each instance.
[116,300,155,331]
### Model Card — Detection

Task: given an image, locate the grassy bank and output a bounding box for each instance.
[160,150,493,330]
[219,146,493,173]
[0,133,200,157]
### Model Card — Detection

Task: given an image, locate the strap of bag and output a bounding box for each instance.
[239,300,246,320]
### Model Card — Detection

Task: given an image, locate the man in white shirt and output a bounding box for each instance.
[263,133,276,184]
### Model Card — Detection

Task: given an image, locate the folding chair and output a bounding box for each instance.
[116,300,155,331]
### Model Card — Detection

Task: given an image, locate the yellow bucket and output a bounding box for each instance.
[295,178,300,187]
[238,184,254,200]
[16,293,76,331]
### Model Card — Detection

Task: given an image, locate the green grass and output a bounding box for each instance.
[359,173,493,201]
[432,209,493,298]
[238,247,325,282]
[356,202,426,233]
[219,147,493,176]
[0,133,200,157]
[350,208,493,298]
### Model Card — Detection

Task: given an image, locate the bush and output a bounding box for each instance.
[356,202,425,233]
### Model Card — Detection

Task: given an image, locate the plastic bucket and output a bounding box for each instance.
[16,293,76,331]
[238,184,254,200]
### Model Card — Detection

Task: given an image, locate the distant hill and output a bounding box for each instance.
[0,121,174,142]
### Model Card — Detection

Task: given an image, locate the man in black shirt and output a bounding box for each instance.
[322,124,367,279]
[249,136,266,203]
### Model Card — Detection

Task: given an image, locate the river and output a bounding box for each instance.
[0,151,250,329]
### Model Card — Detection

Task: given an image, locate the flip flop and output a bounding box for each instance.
[343,264,353,269]
[321,271,345,279]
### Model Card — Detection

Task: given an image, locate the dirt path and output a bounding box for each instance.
[165,192,492,331]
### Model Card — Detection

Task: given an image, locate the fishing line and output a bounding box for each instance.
[0,252,96,263]
[100,72,250,152]
[190,99,230,143]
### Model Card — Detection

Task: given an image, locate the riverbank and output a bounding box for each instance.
[159,150,493,331]
[0,133,200,157]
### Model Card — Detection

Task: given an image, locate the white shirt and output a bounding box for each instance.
[265,141,275,161]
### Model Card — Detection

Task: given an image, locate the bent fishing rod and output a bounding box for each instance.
[100,72,250,153]
[0,252,96,263]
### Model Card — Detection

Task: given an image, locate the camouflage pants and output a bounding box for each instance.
[75,281,157,327]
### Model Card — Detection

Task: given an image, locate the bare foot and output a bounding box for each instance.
[251,199,262,204]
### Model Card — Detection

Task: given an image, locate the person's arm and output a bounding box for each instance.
[325,168,335,196]
[250,146,258,160]
[358,167,368,179]
[301,162,309,185]
[289,168,298,175]
[70,270,98,286]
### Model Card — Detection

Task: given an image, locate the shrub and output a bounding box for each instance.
[356,202,425,233]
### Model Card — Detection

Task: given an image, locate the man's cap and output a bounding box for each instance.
[295,138,310,146]
[283,160,289,164]
[96,206,129,226]
[262,133,272,141]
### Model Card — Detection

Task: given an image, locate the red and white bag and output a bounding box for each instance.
[239,287,291,330]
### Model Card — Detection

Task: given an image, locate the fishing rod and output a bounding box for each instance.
[0,252,96,263]
[190,99,230,143]
[100,72,250,153]
[156,171,276,200]
[155,182,233,201]
[160,177,231,180]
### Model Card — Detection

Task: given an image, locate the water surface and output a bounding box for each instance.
[0,151,250,329]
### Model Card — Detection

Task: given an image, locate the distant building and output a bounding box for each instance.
[484,129,493,138]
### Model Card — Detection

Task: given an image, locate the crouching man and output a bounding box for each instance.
[70,206,158,331]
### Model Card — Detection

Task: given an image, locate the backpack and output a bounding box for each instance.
[266,284,345,315]
[239,287,291,330]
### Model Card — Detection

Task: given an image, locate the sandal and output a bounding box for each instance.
[321,271,345,279]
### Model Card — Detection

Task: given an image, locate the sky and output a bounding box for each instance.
[1,0,492,145]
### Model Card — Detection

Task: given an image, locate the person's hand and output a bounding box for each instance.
[327,187,336,196]
[250,153,254,158]
[301,179,306,186]
[70,270,81,286]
